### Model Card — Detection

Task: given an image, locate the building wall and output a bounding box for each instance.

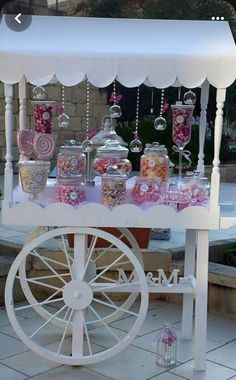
[0,82,109,174]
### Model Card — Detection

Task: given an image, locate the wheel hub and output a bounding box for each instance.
[63,280,93,310]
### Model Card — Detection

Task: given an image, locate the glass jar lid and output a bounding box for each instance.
[97,139,128,157]
[144,142,167,155]
[60,140,84,153]
[102,165,127,180]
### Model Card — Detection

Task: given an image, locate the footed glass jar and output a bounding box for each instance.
[132,177,166,204]
[19,160,50,200]
[101,166,127,208]
[57,145,86,179]
[54,176,86,206]
[92,139,132,175]
[140,143,169,182]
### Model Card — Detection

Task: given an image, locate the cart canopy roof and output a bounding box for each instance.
[0,15,235,88]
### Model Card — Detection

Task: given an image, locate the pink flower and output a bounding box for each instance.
[109,93,122,104]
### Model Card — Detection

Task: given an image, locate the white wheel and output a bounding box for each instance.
[19,227,143,328]
[5,227,148,365]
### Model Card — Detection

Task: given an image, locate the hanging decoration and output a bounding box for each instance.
[183,89,196,105]
[82,79,94,185]
[150,89,154,115]
[32,86,46,101]
[109,80,122,118]
[172,102,194,178]
[129,86,143,153]
[58,85,70,129]
[154,89,167,131]
[82,80,93,153]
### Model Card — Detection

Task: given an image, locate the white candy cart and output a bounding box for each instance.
[0,16,236,371]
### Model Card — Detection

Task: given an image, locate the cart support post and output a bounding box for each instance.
[19,77,27,162]
[194,229,209,371]
[3,84,14,207]
[197,81,209,174]
[210,88,226,210]
[72,234,87,356]
[181,229,196,340]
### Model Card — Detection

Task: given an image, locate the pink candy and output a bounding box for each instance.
[172,107,193,148]
[92,157,132,175]
[17,130,35,157]
[54,184,86,205]
[34,104,53,134]
[132,180,164,204]
[34,133,55,160]
[57,153,86,178]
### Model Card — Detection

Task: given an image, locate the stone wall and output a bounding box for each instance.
[0,82,109,174]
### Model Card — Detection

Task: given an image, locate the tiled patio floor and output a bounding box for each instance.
[0,301,235,380]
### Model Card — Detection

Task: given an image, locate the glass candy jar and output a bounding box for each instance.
[101,166,127,208]
[140,143,169,182]
[57,144,86,179]
[132,177,166,204]
[32,101,55,134]
[54,176,86,206]
[172,104,194,149]
[92,139,132,175]
[156,324,177,368]
[181,175,210,206]
[19,160,50,200]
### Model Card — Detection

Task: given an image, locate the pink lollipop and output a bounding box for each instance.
[17,130,35,157]
[33,133,55,160]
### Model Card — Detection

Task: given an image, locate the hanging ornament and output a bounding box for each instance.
[102,115,112,131]
[150,89,154,115]
[109,80,122,118]
[58,85,70,129]
[154,89,167,131]
[129,87,143,153]
[183,89,196,105]
[82,80,94,153]
[32,86,46,101]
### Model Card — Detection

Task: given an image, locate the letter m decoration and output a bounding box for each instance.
[117,268,137,284]
[157,269,179,286]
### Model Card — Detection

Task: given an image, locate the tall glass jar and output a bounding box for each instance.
[54,176,86,205]
[18,160,50,200]
[57,145,86,179]
[156,324,177,368]
[92,139,132,175]
[101,166,127,208]
[140,143,169,182]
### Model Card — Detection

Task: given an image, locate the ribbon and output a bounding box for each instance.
[172,145,192,164]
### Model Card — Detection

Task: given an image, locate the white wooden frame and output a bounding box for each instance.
[1,78,229,372]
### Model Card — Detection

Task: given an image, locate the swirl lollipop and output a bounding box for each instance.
[33,133,55,160]
[17,130,35,157]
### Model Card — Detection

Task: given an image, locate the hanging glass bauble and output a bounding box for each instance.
[102,115,112,131]
[130,139,143,153]
[58,113,70,129]
[82,138,93,152]
[154,116,167,131]
[183,90,196,105]
[110,104,122,118]
[32,86,46,101]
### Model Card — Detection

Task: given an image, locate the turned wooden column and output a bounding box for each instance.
[210,88,226,210]
[19,77,27,162]
[197,81,209,174]
[3,84,14,206]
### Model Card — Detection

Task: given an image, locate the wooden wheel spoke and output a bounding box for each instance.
[93,297,138,317]
[57,308,73,355]
[61,235,74,279]
[16,276,64,292]
[31,250,68,285]
[97,260,131,270]
[83,319,92,356]
[93,233,124,263]
[81,236,97,281]
[99,276,117,283]
[89,305,121,343]
[30,251,69,269]
[15,297,64,312]
[89,253,126,285]
[30,305,67,339]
